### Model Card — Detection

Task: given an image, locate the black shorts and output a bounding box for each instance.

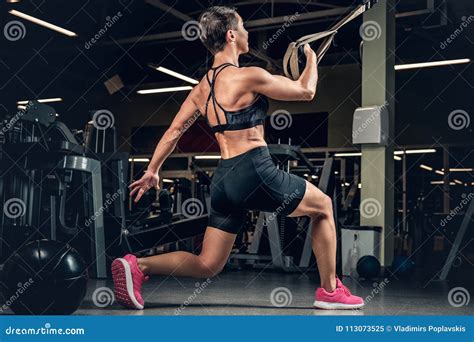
[208,146,307,234]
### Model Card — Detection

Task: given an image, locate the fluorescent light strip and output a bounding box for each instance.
[395,58,470,71]
[336,149,436,158]
[137,86,193,94]
[128,158,150,163]
[394,149,437,155]
[431,181,456,185]
[17,97,63,105]
[445,168,473,172]
[435,170,444,175]
[9,10,77,37]
[155,66,199,85]
[420,164,433,171]
[394,156,402,161]
[334,152,362,157]
[163,179,174,183]
[194,155,221,160]
[454,179,463,185]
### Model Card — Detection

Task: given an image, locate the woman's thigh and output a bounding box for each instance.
[287,180,331,218]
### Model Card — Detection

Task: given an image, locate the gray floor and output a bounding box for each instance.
[76,270,473,315]
[1,270,472,315]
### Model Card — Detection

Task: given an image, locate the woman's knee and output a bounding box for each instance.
[196,255,225,278]
[309,193,333,220]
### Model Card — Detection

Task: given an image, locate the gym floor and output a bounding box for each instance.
[3,270,469,316]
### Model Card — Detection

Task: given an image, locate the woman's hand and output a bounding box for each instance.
[129,170,160,203]
[303,43,317,60]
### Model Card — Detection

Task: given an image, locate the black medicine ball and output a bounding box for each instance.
[1,240,88,315]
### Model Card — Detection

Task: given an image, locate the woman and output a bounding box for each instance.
[112,6,364,310]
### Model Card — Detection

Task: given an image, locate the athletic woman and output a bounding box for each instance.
[112,6,364,310]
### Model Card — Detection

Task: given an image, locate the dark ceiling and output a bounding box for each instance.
[0,0,473,117]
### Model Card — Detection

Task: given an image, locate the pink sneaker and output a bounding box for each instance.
[313,278,365,310]
[111,254,149,309]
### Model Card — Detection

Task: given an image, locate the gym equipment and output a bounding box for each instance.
[439,196,474,280]
[118,214,208,254]
[283,0,379,80]
[391,255,415,279]
[356,255,381,280]
[1,240,88,315]
[0,101,107,278]
[341,226,382,277]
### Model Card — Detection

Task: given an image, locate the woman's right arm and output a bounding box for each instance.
[246,44,318,102]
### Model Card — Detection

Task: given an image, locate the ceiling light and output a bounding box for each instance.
[8,10,77,37]
[137,86,193,94]
[334,152,362,157]
[394,149,437,155]
[447,168,473,172]
[395,58,470,71]
[194,155,221,160]
[153,66,199,85]
[420,164,433,171]
[128,158,150,163]
[17,97,63,105]
[430,181,456,185]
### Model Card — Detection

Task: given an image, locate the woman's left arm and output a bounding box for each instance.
[146,89,200,174]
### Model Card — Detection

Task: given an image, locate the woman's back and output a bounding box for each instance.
[194,64,268,159]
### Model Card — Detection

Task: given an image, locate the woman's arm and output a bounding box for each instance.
[245,44,318,101]
[146,92,200,174]
[129,89,200,202]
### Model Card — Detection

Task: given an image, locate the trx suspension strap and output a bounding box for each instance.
[283,0,379,80]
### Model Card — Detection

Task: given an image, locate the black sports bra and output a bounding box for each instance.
[205,63,269,133]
